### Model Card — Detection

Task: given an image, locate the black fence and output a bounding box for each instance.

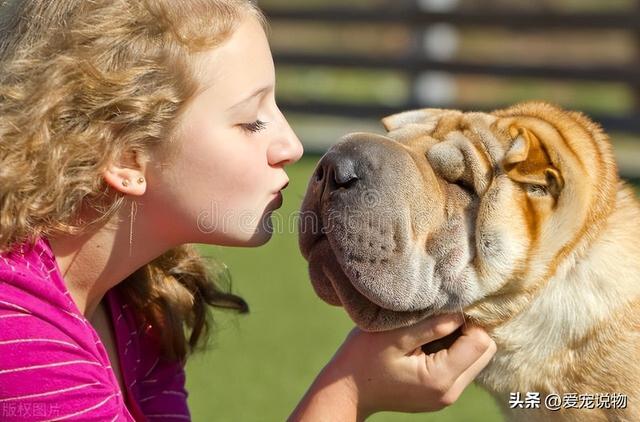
[265,3,640,137]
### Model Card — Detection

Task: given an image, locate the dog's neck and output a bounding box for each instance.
[474,184,640,395]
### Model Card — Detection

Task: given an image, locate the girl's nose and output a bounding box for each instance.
[268,113,304,166]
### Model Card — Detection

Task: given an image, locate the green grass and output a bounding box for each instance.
[185,154,504,421]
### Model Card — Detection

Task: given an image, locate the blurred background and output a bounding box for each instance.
[186,0,640,421]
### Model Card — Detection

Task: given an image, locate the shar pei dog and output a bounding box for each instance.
[298,102,640,421]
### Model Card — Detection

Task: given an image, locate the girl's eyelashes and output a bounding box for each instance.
[239,119,268,133]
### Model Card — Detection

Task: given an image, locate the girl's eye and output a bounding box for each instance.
[240,119,268,133]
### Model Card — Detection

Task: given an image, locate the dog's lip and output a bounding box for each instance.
[299,221,326,260]
[332,270,431,332]
[301,211,330,258]
[309,239,432,331]
[311,231,326,248]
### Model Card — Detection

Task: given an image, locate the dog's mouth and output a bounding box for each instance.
[306,233,434,332]
[307,233,465,354]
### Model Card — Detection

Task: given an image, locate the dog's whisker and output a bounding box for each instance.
[459,304,467,329]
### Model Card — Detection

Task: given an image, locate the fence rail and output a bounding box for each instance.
[273,53,640,84]
[264,4,640,137]
[266,8,640,30]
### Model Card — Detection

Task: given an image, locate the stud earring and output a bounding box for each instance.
[137,177,145,184]
[122,179,130,187]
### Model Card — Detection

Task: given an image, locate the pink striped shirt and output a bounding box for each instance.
[0,236,191,421]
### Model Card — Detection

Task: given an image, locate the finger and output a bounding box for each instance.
[436,325,495,377]
[441,335,497,405]
[391,313,464,352]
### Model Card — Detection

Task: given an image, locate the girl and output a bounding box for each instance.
[0,0,496,420]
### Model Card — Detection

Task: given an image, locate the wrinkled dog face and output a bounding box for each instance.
[298,102,605,331]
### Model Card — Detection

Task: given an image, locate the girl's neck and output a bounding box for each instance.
[47,206,174,319]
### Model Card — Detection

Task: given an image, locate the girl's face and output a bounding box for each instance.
[146,14,303,247]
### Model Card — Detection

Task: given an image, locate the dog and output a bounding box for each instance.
[298,102,640,421]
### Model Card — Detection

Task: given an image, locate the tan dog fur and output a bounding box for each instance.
[299,102,640,421]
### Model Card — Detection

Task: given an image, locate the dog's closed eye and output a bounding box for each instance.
[526,184,549,196]
[451,179,476,196]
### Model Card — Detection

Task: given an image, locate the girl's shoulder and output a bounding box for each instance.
[0,235,112,371]
[0,236,85,330]
[0,238,134,420]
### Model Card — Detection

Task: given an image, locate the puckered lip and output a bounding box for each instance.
[274,179,289,194]
[306,234,433,332]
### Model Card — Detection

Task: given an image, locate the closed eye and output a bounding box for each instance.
[526,184,549,196]
[240,119,268,133]
[451,179,475,196]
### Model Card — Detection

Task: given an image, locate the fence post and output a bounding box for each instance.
[409,0,460,108]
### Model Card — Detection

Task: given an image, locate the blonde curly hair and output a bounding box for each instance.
[0,0,266,361]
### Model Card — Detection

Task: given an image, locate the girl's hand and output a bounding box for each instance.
[289,313,496,421]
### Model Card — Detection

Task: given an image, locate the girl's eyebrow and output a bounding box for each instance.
[226,85,272,112]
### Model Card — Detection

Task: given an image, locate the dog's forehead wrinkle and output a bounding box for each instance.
[340,131,393,145]
[381,108,458,131]
[462,120,506,165]
[443,129,469,143]
[464,111,496,126]
[387,122,438,142]
[447,112,503,148]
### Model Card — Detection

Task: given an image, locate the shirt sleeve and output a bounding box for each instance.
[136,354,191,421]
[0,288,131,421]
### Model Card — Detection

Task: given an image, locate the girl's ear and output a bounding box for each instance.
[102,149,148,196]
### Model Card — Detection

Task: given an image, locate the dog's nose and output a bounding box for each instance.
[315,153,359,191]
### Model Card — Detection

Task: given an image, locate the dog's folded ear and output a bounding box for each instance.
[381,108,454,141]
[503,125,564,198]
[381,108,449,131]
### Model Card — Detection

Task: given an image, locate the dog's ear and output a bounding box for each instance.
[503,126,564,198]
[381,108,453,141]
[381,108,451,131]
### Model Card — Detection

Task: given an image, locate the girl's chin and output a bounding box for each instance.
[218,227,274,247]
[196,209,280,246]
[244,230,273,247]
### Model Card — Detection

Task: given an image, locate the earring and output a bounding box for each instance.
[122,179,130,187]
[129,200,138,257]
[137,177,145,184]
